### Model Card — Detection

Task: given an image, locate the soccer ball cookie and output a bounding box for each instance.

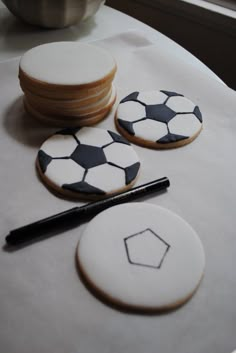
[115,90,203,149]
[37,127,141,200]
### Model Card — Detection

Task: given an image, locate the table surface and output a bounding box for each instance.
[0,0,222,83]
[1,3,235,353]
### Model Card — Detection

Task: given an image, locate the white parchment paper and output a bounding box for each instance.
[0,31,236,353]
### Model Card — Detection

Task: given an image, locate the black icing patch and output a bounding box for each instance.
[160,90,183,97]
[107,161,123,170]
[146,104,176,123]
[125,162,140,185]
[120,92,139,103]
[38,150,52,173]
[194,106,203,123]
[62,181,106,195]
[117,119,135,136]
[157,133,189,144]
[108,130,130,145]
[71,144,106,169]
[56,128,80,135]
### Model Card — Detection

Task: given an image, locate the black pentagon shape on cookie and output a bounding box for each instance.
[38,150,52,173]
[71,144,106,169]
[120,92,139,103]
[160,90,183,97]
[55,127,80,135]
[124,228,170,269]
[146,104,176,123]
[108,130,130,145]
[117,119,135,136]
[157,133,189,144]
[193,106,202,123]
[125,162,140,185]
[62,181,106,195]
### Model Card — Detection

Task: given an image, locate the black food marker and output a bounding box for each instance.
[5,177,170,246]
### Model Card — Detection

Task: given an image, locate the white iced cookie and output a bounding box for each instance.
[24,84,113,113]
[19,42,117,87]
[37,127,141,200]
[115,90,203,149]
[24,99,113,128]
[24,99,114,127]
[77,203,205,311]
[24,85,117,127]
[26,84,116,118]
[19,42,117,126]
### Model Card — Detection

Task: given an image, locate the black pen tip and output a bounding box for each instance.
[165,177,170,187]
[5,234,12,245]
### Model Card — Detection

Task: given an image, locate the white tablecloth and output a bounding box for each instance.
[0,1,224,85]
[0,31,235,353]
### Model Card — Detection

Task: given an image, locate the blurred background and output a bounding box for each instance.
[107,0,236,89]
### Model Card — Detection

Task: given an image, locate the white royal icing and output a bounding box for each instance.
[38,127,140,196]
[168,113,202,136]
[133,119,168,141]
[86,164,125,193]
[20,42,116,85]
[166,96,196,113]
[40,133,78,158]
[117,101,146,122]
[104,143,140,168]
[138,91,166,105]
[74,127,113,147]
[45,159,84,186]
[77,203,205,310]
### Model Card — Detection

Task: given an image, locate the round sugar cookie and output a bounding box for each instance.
[37,127,141,200]
[26,84,116,118]
[20,76,114,100]
[25,99,112,127]
[115,90,203,149]
[24,85,116,127]
[77,203,205,311]
[23,84,112,111]
[19,42,117,89]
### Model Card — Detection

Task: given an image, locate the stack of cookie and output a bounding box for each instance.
[19,42,117,127]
